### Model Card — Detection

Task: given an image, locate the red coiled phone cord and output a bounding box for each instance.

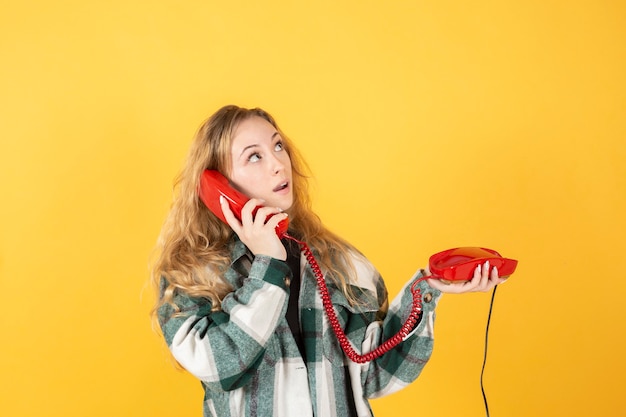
[285,234,425,364]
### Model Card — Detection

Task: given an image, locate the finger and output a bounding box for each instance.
[240,198,263,228]
[220,196,242,232]
[477,262,506,292]
[482,261,491,280]
[266,213,289,239]
[479,261,491,289]
[473,263,482,281]
[460,263,489,292]
[254,205,284,226]
[491,265,499,280]
[491,266,509,286]
[265,212,289,233]
[464,263,483,289]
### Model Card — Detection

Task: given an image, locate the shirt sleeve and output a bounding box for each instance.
[360,267,442,398]
[157,255,291,391]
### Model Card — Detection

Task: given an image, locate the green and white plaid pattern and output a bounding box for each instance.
[158,239,441,417]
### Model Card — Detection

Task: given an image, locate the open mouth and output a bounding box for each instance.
[273,181,289,192]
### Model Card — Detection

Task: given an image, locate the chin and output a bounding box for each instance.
[278,197,294,211]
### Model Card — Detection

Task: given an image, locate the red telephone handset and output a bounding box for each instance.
[197,169,422,364]
[199,170,289,237]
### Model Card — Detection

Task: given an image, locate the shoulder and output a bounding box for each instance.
[345,248,382,294]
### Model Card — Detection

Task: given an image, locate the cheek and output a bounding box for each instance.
[233,174,264,198]
[229,170,251,194]
[284,154,293,171]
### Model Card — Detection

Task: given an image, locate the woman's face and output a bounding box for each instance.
[228,116,293,211]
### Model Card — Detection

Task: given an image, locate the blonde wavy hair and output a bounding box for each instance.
[150,105,366,318]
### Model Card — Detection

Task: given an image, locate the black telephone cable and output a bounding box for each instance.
[480,285,498,417]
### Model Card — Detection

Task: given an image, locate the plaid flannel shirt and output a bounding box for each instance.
[158,239,441,417]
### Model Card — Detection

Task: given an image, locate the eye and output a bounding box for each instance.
[274,141,284,152]
[248,152,261,163]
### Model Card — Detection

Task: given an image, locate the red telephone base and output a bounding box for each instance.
[429,247,518,282]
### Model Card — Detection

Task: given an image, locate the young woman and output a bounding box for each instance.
[151,105,504,417]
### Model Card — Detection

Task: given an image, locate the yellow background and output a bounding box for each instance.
[1,1,624,416]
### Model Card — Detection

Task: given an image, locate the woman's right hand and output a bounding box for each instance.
[220,196,288,260]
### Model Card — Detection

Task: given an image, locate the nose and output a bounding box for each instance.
[269,154,285,175]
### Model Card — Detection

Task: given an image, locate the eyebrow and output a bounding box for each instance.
[238,131,280,158]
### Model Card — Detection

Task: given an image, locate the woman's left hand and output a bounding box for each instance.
[426,261,508,293]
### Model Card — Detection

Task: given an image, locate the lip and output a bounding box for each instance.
[273,180,290,193]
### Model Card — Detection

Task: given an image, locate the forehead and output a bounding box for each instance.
[231,116,277,149]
